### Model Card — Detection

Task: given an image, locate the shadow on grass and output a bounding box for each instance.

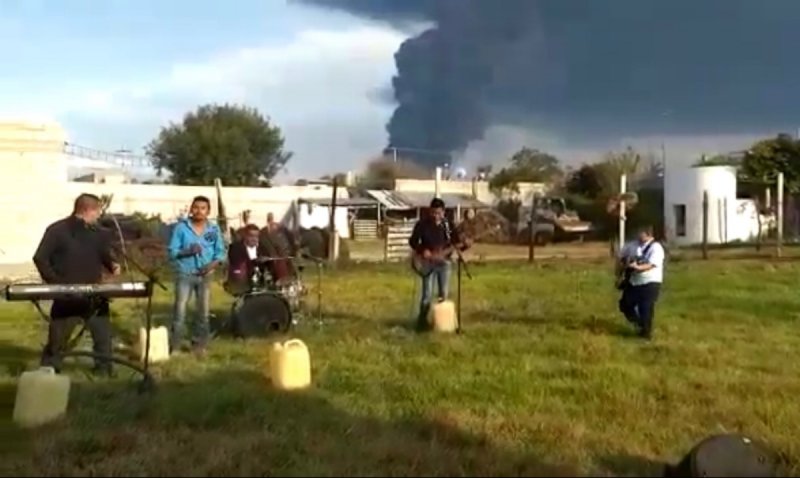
[597,453,666,477]
[0,369,581,477]
[0,340,40,377]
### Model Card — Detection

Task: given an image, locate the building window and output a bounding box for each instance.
[674,204,686,237]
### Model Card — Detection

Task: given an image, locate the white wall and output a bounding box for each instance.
[664,165,767,245]
[297,203,350,238]
[0,120,350,267]
[394,178,547,205]
[0,122,69,265]
[731,199,771,242]
[66,182,348,230]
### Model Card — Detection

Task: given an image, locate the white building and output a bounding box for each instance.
[664,165,767,246]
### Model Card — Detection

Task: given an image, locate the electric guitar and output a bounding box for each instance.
[410,225,499,277]
[615,241,655,290]
[615,259,636,290]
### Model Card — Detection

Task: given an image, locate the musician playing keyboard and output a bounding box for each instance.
[408,198,469,332]
[32,193,120,376]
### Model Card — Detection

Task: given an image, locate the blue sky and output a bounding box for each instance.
[0,0,768,180]
[0,0,407,178]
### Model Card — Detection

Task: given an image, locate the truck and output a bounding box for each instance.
[517,196,592,245]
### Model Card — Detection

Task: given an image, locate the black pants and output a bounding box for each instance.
[619,283,661,337]
[41,300,112,373]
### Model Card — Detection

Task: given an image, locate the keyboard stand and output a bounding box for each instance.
[27,283,158,394]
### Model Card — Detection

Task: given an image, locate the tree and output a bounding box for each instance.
[693,154,740,167]
[148,104,291,186]
[357,158,429,190]
[592,146,650,195]
[489,147,562,194]
[566,164,604,199]
[740,134,800,192]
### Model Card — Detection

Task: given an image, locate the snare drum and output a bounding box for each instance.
[230,291,292,338]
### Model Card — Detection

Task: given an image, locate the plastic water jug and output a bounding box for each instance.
[269,339,311,391]
[12,367,70,428]
[430,300,458,333]
[138,326,170,364]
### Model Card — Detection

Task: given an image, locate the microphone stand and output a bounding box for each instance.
[117,250,167,394]
[453,246,472,335]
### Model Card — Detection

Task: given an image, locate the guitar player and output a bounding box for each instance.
[617,225,665,340]
[408,198,470,332]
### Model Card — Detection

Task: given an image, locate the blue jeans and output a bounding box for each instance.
[618,282,661,337]
[417,261,451,329]
[171,275,212,350]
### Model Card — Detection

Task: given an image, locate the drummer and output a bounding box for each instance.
[226,224,269,294]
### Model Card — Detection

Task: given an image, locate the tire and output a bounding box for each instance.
[300,228,327,259]
[535,231,553,246]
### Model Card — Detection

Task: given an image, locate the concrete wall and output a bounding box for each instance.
[0,121,350,270]
[394,178,547,204]
[0,122,70,266]
[66,182,348,229]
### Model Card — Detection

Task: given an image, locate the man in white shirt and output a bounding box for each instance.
[617,225,665,340]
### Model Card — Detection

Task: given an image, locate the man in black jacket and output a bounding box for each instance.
[408,198,468,332]
[33,193,120,375]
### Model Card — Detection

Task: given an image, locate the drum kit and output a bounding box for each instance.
[226,256,318,339]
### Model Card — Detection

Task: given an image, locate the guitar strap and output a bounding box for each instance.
[617,240,656,291]
[640,240,655,262]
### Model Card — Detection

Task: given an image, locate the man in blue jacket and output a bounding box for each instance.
[167,195,226,355]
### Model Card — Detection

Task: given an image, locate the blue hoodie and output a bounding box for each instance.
[167,219,226,277]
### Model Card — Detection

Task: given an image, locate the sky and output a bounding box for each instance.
[1,0,787,181]
[0,0,407,180]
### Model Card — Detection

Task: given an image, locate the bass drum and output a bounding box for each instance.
[230,292,292,338]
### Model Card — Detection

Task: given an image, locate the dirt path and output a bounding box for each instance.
[348,240,611,263]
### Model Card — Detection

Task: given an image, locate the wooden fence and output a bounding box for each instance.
[353,219,378,241]
[384,223,414,262]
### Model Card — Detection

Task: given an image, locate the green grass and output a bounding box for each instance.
[1,259,799,476]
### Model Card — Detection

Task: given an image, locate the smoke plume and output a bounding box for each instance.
[304,0,800,167]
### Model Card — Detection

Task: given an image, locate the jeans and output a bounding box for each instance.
[171,275,212,350]
[416,261,451,330]
[619,282,661,337]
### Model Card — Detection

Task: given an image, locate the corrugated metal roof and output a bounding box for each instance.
[365,190,489,210]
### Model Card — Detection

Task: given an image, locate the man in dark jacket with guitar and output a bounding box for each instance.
[408,198,469,332]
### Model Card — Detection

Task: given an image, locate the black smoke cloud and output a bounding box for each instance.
[304,0,800,166]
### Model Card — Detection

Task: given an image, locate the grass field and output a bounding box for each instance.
[1,258,799,476]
